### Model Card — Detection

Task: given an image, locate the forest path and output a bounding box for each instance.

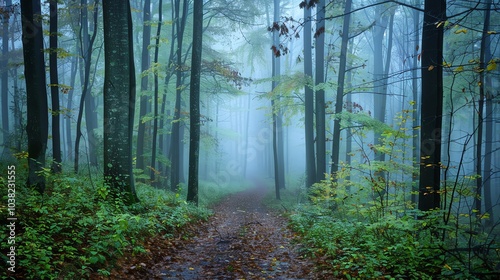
[137,184,323,279]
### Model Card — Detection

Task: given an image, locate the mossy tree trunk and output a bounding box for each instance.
[102,0,138,204]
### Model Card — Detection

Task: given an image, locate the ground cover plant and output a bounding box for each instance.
[286,108,500,279]
[0,165,211,279]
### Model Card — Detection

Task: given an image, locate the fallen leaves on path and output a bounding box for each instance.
[105,185,335,279]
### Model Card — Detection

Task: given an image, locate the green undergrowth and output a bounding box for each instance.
[287,181,500,279]
[290,205,439,279]
[0,167,211,279]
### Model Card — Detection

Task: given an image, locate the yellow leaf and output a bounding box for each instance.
[487,31,497,34]
[454,28,467,34]
[486,60,497,71]
[189,267,195,271]
[444,264,452,270]
[428,65,435,71]
[453,65,464,73]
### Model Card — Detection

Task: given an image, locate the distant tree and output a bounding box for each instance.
[21,0,49,193]
[303,1,316,187]
[65,55,78,162]
[410,0,421,205]
[102,0,138,203]
[315,0,326,181]
[475,0,492,215]
[418,0,445,212]
[271,0,283,199]
[136,0,151,173]
[49,0,62,173]
[150,0,163,184]
[483,0,494,224]
[169,0,189,191]
[74,0,99,172]
[371,2,394,159]
[187,0,203,205]
[330,0,351,175]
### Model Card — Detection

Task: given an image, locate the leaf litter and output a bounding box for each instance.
[106,185,335,279]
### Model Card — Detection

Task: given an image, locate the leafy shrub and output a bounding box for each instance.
[0,168,210,279]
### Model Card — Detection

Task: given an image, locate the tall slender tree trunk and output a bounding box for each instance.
[303,3,316,187]
[418,0,446,212]
[331,0,352,176]
[136,0,151,173]
[74,0,98,172]
[159,2,176,180]
[345,40,354,185]
[315,0,326,181]
[49,0,61,173]
[187,0,203,205]
[151,0,163,184]
[1,0,10,159]
[83,0,98,167]
[21,0,49,193]
[270,0,284,198]
[475,0,492,215]
[10,9,21,153]
[243,93,251,179]
[169,0,188,191]
[65,56,78,162]
[411,1,421,205]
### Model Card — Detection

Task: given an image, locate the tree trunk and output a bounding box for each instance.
[136,0,151,173]
[418,0,446,212]
[21,0,49,193]
[65,55,78,162]
[151,0,163,184]
[1,0,10,159]
[74,0,99,172]
[372,3,389,154]
[187,0,203,205]
[303,3,316,187]
[49,0,61,173]
[315,0,326,181]
[411,0,421,205]
[475,0,492,215]
[330,0,352,176]
[169,0,188,191]
[102,0,138,204]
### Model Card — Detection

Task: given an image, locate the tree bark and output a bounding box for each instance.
[418,0,445,212]
[411,0,421,205]
[74,0,99,172]
[187,0,203,205]
[136,0,151,173]
[65,56,78,162]
[49,0,61,173]
[169,0,188,191]
[331,0,352,176]
[303,3,316,187]
[1,0,11,159]
[21,0,49,193]
[151,0,163,184]
[475,0,492,215]
[315,0,326,181]
[102,0,138,204]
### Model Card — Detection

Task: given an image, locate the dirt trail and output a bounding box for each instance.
[144,184,320,279]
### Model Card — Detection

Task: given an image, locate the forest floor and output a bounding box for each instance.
[106,184,335,279]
